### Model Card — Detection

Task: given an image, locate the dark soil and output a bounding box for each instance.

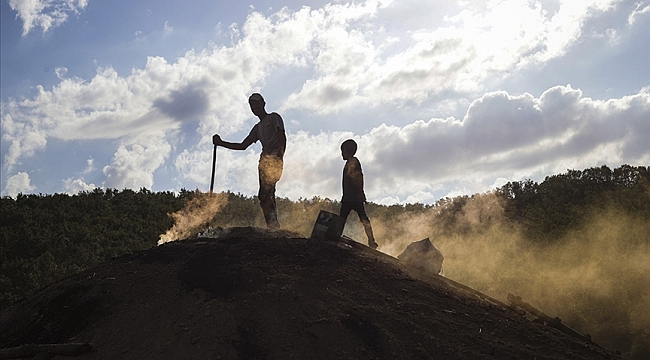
[1,227,622,359]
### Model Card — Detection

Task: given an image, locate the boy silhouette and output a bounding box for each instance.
[339,139,378,249]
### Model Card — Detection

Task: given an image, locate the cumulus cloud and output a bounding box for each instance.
[1,113,47,172]
[174,144,260,194]
[152,83,210,121]
[280,130,354,199]
[61,157,96,194]
[82,157,95,174]
[360,86,650,201]
[2,3,332,172]
[283,0,623,112]
[255,86,649,203]
[1,0,645,199]
[102,134,171,190]
[62,178,96,194]
[8,0,89,36]
[4,172,35,198]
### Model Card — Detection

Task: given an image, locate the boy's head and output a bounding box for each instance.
[341,139,357,160]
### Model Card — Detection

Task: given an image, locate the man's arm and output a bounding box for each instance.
[213,133,256,151]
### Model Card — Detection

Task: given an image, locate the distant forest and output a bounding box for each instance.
[1,164,648,308]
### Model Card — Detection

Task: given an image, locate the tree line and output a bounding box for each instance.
[496,164,649,242]
[1,165,648,309]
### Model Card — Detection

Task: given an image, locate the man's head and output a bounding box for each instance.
[341,139,357,160]
[249,93,267,118]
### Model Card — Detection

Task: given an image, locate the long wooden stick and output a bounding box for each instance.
[210,144,217,194]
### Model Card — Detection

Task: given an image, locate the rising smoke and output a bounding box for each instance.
[158,192,228,245]
[368,193,650,359]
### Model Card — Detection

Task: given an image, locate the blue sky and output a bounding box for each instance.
[1,0,649,204]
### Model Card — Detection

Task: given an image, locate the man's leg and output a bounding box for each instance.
[259,188,280,229]
[258,156,282,229]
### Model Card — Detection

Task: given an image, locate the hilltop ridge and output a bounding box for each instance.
[1,227,621,360]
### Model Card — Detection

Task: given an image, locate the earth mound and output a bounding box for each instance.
[1,227,620,359]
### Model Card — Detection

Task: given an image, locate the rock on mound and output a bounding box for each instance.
[1,227,620,360]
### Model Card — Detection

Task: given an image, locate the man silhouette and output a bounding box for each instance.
[212,93,286,229]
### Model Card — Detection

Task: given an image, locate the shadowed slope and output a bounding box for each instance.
[1,227,620,360]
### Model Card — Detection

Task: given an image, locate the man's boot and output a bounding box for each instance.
[266,210,280,230]
[266,209,281,229]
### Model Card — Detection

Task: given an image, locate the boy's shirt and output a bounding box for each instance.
[342,156,367,202]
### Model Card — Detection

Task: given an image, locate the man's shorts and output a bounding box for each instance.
[258,155,283,200]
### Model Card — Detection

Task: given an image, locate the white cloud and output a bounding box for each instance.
[2,3,342,172]
[1,0,645,200]
[62,177,96,194]
[173,145,261,194]
[4,172,35,198]
[55,67,68,80]
[61,157,96,194]
[164,21,174,37]
[604,28,621,44]
[628,1,650,24]
[1,113,47,172]
[3,0,623,158]
[102,135,171,190]
[8,0,89,36]
[359,85,650,200]
[82,157,95,174]
[282,0,623,114]
[280,130,354,199]
[265,86,649,203]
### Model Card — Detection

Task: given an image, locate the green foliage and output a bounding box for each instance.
[496,165,650,243]
[0,188,184,308]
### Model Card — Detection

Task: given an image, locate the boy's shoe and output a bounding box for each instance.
[369,241,378,249]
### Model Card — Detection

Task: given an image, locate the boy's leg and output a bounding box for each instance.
[354,202,378,249]
[361,220,377,249]
[339,201,352,220]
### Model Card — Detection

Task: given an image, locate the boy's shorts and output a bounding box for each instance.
[340,201,370,222]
